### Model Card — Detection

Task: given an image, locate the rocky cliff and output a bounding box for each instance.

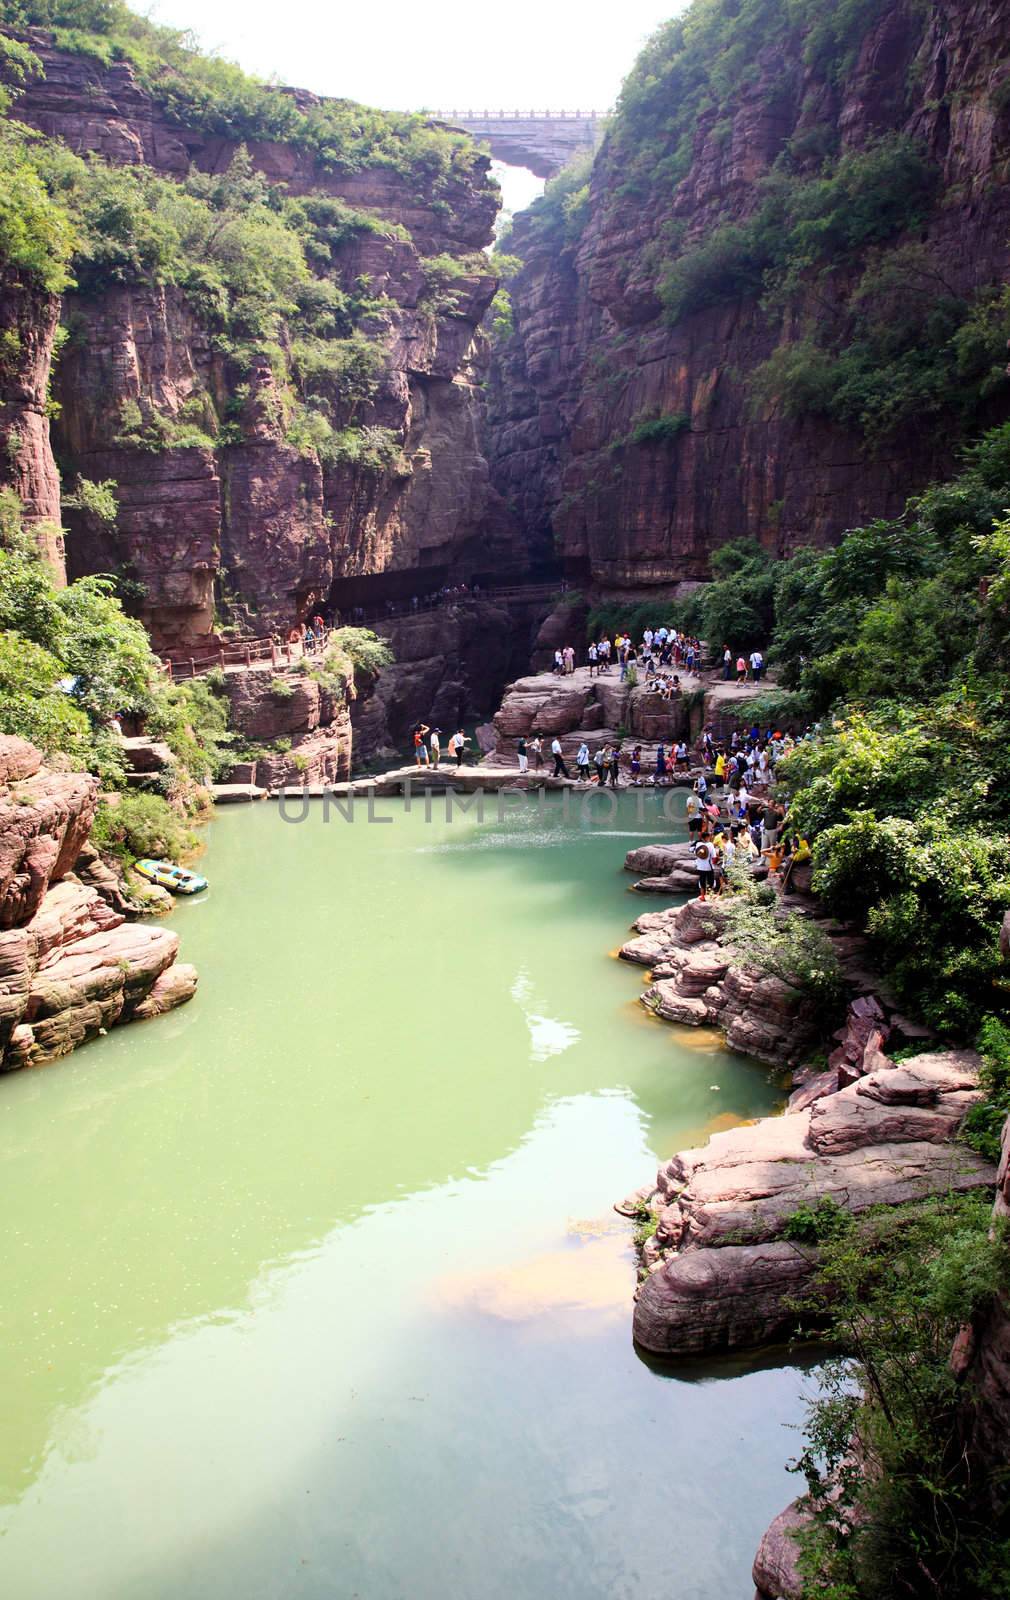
[0,26,554,764]
[489,0,1010,597]
[0,734,195,1070]
[3,33,520,643]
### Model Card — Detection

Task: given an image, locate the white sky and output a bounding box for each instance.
[147,0,682,214]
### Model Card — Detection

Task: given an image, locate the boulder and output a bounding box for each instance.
[634,1241,815,1356]
[0,736,42,787]
[132,962,199,1019]
[0,770,98,928]
[752,1502,807,1600]
[630,1049,995,1355]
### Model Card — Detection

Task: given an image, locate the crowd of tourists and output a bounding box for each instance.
[552,626,705,682]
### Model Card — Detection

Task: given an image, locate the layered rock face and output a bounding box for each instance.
[0,267,65,575]
[489,0,1010,595]
[4,36,524,659]
[0,736,196,1070]
[630,1050,993,1356]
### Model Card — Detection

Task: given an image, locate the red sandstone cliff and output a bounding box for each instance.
[489,0,1010,595]
[3,34,524,652]
[0,734,196,1070]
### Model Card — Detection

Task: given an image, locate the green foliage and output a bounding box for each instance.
[961,1017,1010,1164]
[327,425,403,472]
[0,629,96,761]
[790,1195,1010,1599]
[0,122,77,292]
[693,537,776,654]
[90,790,197,862]
[660,135,934,327]
[326,626,393,679]
[612,0,889,204]
[611,410,690,451]
[781,1195,851,1244]
[62,473,118,524]
[520,152,594,251]
[290,333,384,408]
[719,859,844,1014]
[752,267,1010,442]
[0,0,488,191]
[0,492,226,789]
[145,675,232,785]
[487,287,513,343]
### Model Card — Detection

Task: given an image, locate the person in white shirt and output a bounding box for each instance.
[429,728,441,767]
[551,737,570,778]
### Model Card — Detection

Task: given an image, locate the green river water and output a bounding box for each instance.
[0,790,817,1599]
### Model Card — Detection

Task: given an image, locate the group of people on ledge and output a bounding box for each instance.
[552,626,705,682]
[412,725,472,767]
[720,644,766,682]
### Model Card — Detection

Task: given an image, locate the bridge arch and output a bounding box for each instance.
[427,110,603,178]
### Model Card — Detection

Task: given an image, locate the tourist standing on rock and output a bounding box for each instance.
[563,644,575,674]
[750,648,764,682]
[551,737,570,778]
[413,724,430,766]
[576,741,590,781]
[685,789,703,841]
[587,642,598,677]
[450,729,469,768]
[594,745,607,784]
[530,734,544,771]
[736,654,747,682]
[430,729,442,767]
[761,800,781,853]
[722,645,732,681]
[553,649,564,675]
[609,746,621,787]
[655,745,666,780]
[693,837,716,901]
[517,735,528,773]
[630,745,642,779]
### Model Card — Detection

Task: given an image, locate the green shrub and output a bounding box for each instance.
[719,861,844,1015]
[90,790,197,861]
[789,1194,1010,1599]
[960,1017,1010,1163]
[781,1195,851,1244]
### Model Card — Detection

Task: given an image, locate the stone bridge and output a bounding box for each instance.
[428,110,603,177]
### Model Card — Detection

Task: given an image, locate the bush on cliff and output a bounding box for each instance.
[960,1017,1010,1165]
[0,0,489,191]
[790,1194,1010,1600]
[90,789,197,862]
[763,425,1010,1035]
[0,494,231,789]
[719,860,844,1014]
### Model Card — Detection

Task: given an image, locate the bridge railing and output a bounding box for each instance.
[431,109,600,122]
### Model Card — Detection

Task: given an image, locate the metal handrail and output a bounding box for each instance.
[159,582,569,680]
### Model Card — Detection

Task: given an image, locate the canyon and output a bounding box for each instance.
[488,0,1010,596]
[2,2,1010,1595]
